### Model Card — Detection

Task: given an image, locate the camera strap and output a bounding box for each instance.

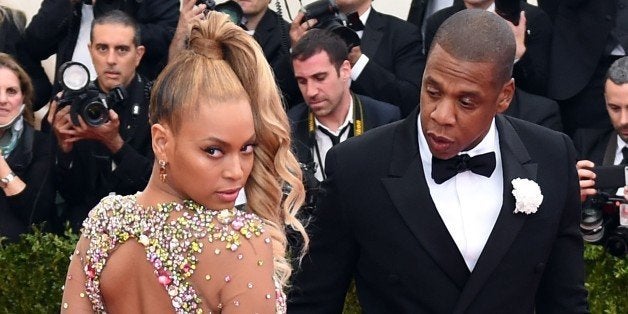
[308,92,364,180]
[122,75,146,142]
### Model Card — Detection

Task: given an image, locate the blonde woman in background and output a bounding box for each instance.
[61,11,308,313]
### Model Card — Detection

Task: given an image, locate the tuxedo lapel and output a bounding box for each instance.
[602,131,618,166]
[382,110,470,289]
[361,9,384,58]
[453,115,537,313]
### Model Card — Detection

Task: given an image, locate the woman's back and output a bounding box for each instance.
[62,194,283,313]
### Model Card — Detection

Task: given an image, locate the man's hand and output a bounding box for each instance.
[505,11,527,61]
[290,11,317,48]
[576,159,597,202]
[69,110,124,154]
[169,0,207,62]
[47,96,76,154]
[348,45,362,67]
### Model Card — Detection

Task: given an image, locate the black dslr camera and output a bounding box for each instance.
[302,0,361,49]
[580,192,628,257]
[56,61,126,127]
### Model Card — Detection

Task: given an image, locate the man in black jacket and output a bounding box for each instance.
[235,0,302,108]
[25,0,179,84]
[47,11,153,231]
[291,0,425,117]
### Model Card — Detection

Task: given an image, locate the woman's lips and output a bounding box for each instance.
[216,188,241,203]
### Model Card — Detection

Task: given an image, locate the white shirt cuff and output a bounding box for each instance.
[351,54,370,81]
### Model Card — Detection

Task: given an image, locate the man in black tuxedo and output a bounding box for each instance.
[288,9,588,313]
[576,57,628,199]
[288,29,399,183]
[424,0,552,96]
[290,0,424,117]
[548,0,627,136]
[234,0,302,108]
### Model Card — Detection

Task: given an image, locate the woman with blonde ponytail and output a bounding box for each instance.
[61,6,307,313]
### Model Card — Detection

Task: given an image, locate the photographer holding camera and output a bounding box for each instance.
[576,56,628,256]
[25,0,179,87]
[47,10,153,231]
[290,0,425,117]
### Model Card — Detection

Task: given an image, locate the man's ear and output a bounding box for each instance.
[135,45,146,66]
[340,59,351,81]
[151,123,171,162]
[496,78,515,114]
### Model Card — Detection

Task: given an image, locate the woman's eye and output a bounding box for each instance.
[205,147,223,157]
[242,144,256,154]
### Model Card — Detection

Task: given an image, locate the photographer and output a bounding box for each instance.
[24,0,179,86]
[576,56,628,256]
[290,0,424,117]
[47,10,153,231]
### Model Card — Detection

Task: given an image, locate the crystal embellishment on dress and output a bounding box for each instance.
[78,194,284,313]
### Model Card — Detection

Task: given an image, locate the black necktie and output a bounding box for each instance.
[318,124,351,146]
[431,152,497,184]
[621,147,628,165]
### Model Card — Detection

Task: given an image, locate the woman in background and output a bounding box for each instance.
[61,11,307,313]
[0,53,56,242]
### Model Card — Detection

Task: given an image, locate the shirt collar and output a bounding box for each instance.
[616,134,628,156]
[315,95,355,135]
[359,6,372,26]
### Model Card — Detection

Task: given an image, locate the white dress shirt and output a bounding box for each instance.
[417,117,503,271]
[350,7,371,81]
[312,98,355,181]
[613,135,628,195]
[72,5,97,80]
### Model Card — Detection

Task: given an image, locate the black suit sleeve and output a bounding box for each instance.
[288,149,359,313]
[352,20,424,117]
[535,135,589,313]
[513,4,552,96]
[24,0,75,61]
[133,0,180,80]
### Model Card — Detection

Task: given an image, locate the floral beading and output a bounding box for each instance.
[79,194,283,313]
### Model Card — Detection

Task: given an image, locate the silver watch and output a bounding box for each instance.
[0,172,16,188]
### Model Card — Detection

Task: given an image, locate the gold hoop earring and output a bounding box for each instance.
[159,160,168,183]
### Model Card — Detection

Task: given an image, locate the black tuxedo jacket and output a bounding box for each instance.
[406,0,464,30]
[253,9,302,108]
[352,9,425,117]
[505,88,563,132]
[572,127,616,165]
[424,1,552,96]
[287,94,400,165]
[288,110,588,313]
[547,0,617,100]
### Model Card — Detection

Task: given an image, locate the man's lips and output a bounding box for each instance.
[427,132,454,153]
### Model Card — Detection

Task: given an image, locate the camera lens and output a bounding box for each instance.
[580,208,605,242]
[82,101,109,126]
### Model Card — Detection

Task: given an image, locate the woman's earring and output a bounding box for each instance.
[159,160,168,183]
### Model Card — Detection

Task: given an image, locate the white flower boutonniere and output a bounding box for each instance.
[511,178,543,215]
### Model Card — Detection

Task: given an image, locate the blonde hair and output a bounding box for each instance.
[149,12,308,287]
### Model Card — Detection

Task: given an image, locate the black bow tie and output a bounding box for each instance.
[431,152,496,184]
[346,12,365,31]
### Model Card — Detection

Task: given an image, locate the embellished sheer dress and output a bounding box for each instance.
[61,194,286,313]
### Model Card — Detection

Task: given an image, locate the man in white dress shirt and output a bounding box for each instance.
[288,9,588,313]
